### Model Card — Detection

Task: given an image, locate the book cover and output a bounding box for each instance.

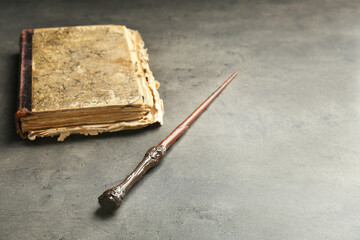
[15,25,164,141]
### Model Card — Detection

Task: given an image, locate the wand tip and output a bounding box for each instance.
[98,189,122,211]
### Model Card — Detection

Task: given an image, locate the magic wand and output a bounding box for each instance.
[98,72,238,211]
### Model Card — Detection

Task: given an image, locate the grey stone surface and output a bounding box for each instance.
[1,0,360,239]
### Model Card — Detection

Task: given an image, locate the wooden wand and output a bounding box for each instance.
[98,72,238,211]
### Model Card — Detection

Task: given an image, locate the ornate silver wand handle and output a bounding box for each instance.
[98,145,166,211]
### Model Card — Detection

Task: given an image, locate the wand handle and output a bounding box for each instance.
[98,145,166,211]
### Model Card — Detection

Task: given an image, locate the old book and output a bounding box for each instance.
[16,25,164,141]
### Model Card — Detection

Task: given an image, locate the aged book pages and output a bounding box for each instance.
[16,25,163,141]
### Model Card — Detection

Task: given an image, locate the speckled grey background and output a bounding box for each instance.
[1,0,360,239]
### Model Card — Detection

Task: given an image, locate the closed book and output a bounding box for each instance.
[16,25,163,141]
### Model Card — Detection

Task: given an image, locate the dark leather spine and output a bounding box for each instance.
[15,29,33,138]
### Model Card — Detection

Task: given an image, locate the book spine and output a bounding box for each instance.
[15,29,33,139]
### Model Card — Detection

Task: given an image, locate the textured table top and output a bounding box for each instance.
[1,0,360,239]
